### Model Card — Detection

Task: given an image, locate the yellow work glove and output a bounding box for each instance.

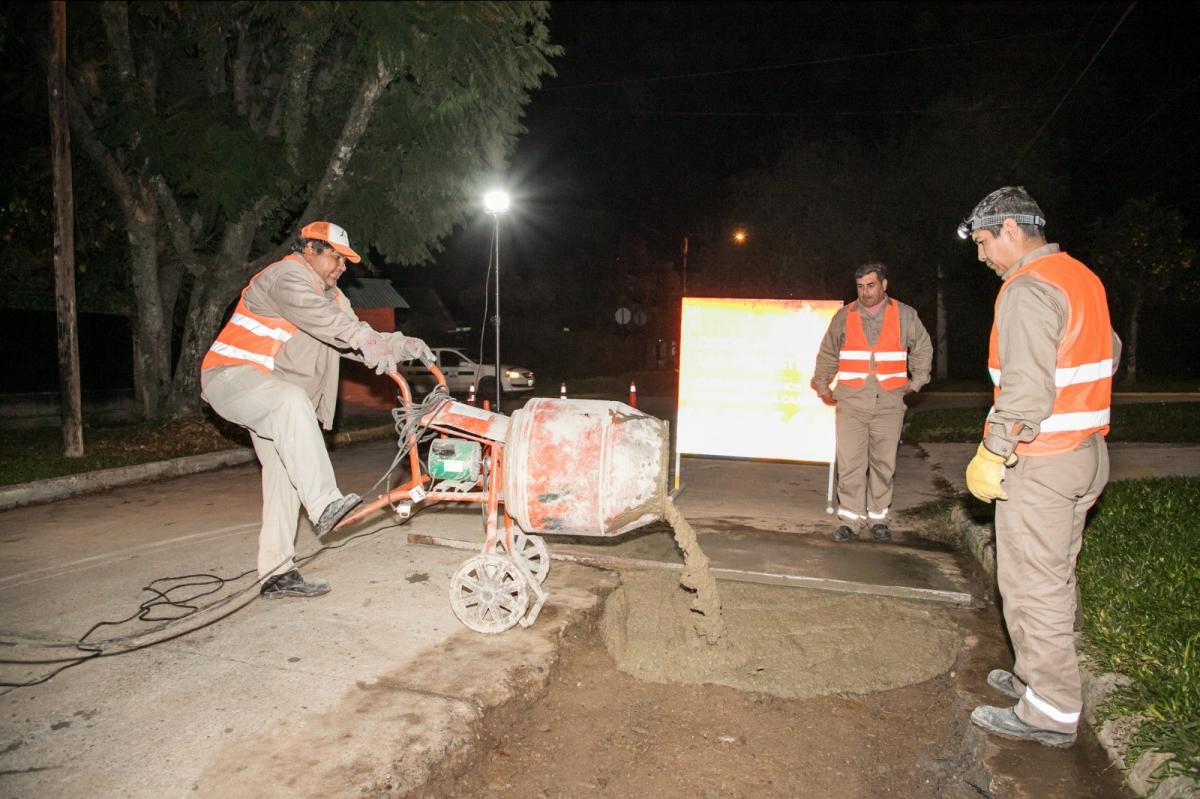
[965,442,1018,503]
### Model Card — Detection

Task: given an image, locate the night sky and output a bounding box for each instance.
[413,1,1200,315]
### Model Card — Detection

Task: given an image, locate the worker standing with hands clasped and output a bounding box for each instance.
[811,262,933,542]
[201,221,432,599]
[959,187,1120,747]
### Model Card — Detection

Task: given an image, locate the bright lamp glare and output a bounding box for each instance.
[483,189,511,214]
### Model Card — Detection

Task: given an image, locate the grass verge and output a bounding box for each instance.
[906,402,1200,444]
[1077,477,1200,779]
[0,412,389,487]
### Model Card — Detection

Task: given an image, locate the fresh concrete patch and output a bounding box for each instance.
[600,569,962,699]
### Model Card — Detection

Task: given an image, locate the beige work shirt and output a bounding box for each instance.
[985,243,1122,458]
[811,295,933,411]
[203,254,374,429]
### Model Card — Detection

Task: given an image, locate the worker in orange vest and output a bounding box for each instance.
[959,186,1120,748]
[201,221,432,599]
[811,261,933,543]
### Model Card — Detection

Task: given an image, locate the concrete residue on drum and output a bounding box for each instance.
[503,398,669,538]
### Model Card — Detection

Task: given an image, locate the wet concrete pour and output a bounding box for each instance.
[439,568,1130,799]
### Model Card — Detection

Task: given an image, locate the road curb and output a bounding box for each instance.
[0,423,397,512]
[945,494,1197,798]
[0,448,258,511]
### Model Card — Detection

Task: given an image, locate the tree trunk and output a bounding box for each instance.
[1125,283,1143,386]
[935,263,948,381]
[167,271,240,416]
[127,193,169,418]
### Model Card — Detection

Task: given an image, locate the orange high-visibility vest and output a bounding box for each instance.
[988,252,1113,457]
[835,299,908,391]
[201,256,315,373]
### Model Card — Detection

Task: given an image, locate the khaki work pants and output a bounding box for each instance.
[834,402,905,526]
[201,365,343,578]
[995,433,1109,733]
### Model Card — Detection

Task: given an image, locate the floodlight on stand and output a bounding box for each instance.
[482,187,510,411]
[483,189,511,215]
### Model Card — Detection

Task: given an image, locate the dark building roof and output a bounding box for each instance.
[395,286,459,335]
[339,277,409,309]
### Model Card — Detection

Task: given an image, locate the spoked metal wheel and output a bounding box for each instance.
[449,554,530,634]
[499,531,550,585]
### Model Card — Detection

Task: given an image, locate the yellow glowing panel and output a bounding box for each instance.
[677,297,842,462]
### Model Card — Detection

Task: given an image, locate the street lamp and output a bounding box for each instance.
[732,228,748,245]
[483,188,510,412]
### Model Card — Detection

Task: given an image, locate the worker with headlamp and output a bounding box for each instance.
[958,186,1119,748]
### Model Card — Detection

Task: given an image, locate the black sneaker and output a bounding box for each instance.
[315,493,362,536]
[832,525,858,542]
[871,523,892,542]
[260,569,330,599]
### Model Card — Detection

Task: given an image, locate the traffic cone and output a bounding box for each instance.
[467,383,477,406]
[628,379,638,408]
[559,381,567,399]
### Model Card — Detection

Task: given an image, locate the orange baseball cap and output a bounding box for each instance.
[300,221,361,263]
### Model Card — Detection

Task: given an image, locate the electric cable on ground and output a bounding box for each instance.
[0,390,449,692]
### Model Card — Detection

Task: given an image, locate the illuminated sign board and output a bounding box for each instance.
[676,297,842,463]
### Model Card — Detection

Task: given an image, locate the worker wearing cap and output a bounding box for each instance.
[959,187,1120,747]
[811,261,933,542]
[201,221,432,598]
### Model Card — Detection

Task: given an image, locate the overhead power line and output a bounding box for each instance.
[537,99,1111,121]
[1094,71,1200,159]
[541,28,1083,92]
[1009,2,1138,171]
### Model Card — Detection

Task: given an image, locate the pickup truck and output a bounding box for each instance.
[398,347,535,396]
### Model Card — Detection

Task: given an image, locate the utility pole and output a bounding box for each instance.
[48,0,84,457]
[935,263,948,381]
[681,235,689,296]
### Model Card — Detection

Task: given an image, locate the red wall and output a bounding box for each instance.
[338,308,398,414]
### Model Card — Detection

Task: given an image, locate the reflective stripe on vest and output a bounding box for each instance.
[201,258,310,374]
[987,252,1113,456]
[835,299,908,390]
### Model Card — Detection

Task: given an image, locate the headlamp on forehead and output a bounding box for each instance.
[956,213,1047,240]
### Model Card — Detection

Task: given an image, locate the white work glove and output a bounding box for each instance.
[360,335,398,376]
[388,333,434,363]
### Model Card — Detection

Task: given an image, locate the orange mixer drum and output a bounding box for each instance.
[503,398,669,537]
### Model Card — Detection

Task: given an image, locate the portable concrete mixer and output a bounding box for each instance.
[335,363,670,634]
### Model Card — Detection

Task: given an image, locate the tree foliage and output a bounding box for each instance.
[697,96,1067,377]
[1090,196,1198,383]
[35,0,558,417]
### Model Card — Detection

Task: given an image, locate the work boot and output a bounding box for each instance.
[870,523,892,542]
[969,705,1076,748]
[315,493,362,536]
[987,668,1022,700]
[832,525,858,542]
[260,569,330,599]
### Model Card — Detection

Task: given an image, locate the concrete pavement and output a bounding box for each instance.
[0,438,615,797]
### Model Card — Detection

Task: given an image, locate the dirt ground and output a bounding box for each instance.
[445,568,1131,799]
[449,614,986,798]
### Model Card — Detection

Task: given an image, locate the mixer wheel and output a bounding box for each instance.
[500,531,550,584]
[449,554,530,634]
